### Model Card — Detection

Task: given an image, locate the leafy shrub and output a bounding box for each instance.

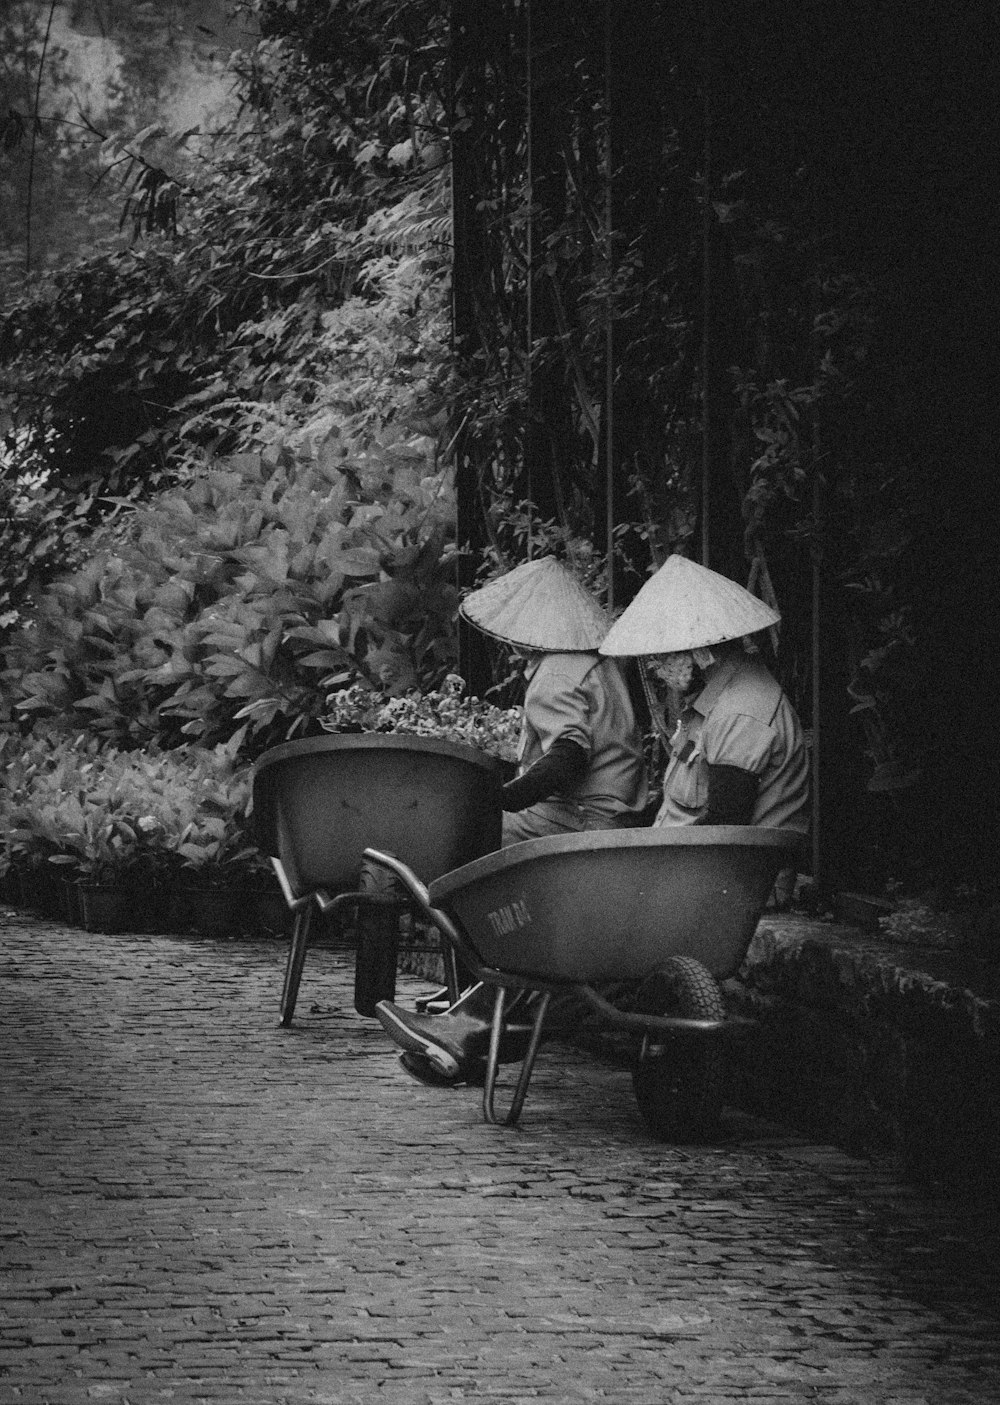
[0,728,262,890]
[1,438,459,752]
[878,901,960,949]
[1,2,453,585]
[878,895,1000,953]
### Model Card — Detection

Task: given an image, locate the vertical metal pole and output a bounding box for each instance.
[700,0,713,568]
[811,427,822,885]
[604,0,615,610]
[450,0,489,687]
[25,0,59,275]
[448,3,461,605]
[525,0,534,559]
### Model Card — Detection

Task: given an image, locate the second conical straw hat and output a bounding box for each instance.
[459,557,609,651]
[599,554,780,656]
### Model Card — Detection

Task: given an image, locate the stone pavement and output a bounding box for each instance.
[3,909,999,1405]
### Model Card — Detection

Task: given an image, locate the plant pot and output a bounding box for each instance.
[59,878,82,927]
[78,884,143,935]
[176,886,245,939]
[249,887,293,939]
[18,865,65,920]
[0,866,21,906]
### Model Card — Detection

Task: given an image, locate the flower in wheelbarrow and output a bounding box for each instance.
[320,675,521,762]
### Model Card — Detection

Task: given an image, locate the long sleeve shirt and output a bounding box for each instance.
[655,653,809,833]
[517,653,648,817]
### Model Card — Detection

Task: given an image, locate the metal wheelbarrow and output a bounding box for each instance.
[252,734,503,1025]
[363,827,801,1138]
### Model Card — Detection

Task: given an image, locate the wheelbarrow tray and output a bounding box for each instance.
[426,826,800,987]
[253,734,503,1025]
[253,733,503,897]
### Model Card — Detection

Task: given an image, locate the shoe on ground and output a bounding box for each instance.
[375,1000,535,1080]
[398,1051,460,1087]
[397,1051,488,1088]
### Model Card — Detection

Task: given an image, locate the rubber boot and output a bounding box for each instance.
[375,984,535,1082]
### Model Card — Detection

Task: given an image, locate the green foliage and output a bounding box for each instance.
[1,0,453,615]
[443,0,936,840]
[1,4,193,280]
[878,901,961,950]
[0,472,91,634]
[321,674,521,763]
[0,727,260,887]
[1,0,989,896]
[249,0,449,167]
[1,0,462,736]
[1,435,460,750]
[0,668,521,898]
[878,892,1000,954]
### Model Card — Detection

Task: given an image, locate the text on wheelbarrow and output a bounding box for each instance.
[486,898,532,939]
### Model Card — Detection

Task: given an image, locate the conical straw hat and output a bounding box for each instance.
[599,554,780,656]
[460,558,609,651]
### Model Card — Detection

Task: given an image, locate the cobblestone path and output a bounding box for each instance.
[2,911,999,1404]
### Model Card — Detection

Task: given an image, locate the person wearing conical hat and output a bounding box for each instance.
[375,556,648,1085]
[600,554,809,834]
[455,556,648,843]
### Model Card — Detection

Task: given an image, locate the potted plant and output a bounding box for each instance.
[2,733,99,922]
[65,814,153,933]
[39,744,171,932]
[150,748,273,937]
[0,736,17,904]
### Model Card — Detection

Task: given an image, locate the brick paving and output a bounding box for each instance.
[2,908,999,1405]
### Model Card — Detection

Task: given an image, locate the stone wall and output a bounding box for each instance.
[726,917,1000,1196]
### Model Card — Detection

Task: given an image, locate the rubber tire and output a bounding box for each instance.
[631,955,726,1143]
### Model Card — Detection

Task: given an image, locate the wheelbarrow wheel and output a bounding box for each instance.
[631,955,726,1143]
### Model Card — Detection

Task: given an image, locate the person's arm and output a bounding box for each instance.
[695,763,758,825]
[697,709,774,824]
[502,660,594,813]
[501,738,589,812]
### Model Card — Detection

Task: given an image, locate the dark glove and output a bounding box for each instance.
[501,738,589,813]
[696,763,758,825]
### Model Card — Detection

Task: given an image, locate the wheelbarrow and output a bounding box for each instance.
[252,734,503,1025]
[363,827,801,1138]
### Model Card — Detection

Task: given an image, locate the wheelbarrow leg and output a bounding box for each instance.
[443,941,463,1006]
[279,901,314,1027]
[482,987,551,1127]
[354,859,402,1017]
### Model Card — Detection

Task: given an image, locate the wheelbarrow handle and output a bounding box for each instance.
[270,857,313,912]
[361,848,431,908]
[361,850,468,952]
[313,888,410,915]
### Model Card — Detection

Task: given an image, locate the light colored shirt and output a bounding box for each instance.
[518,653,647,816]
[655,653,809,833]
